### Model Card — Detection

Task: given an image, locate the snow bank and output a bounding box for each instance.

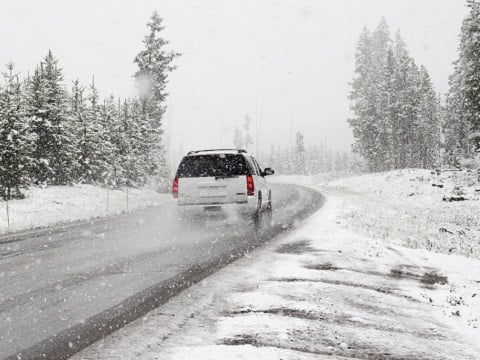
[321,169,480,259]
[0,185,171,235]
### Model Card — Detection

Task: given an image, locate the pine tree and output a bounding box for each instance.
[349,20,392,171]
[377,48,396,170]
[371,18,391,170]
[407,62,421,167]
[27,51,74,185]
[68,79,86,181]
[116,99,147,188]
[100,95,124,188]
[129,98,149,185]
[43,51,75,184]
[0,63,34,199]
[446,0,480,161]
[26,63,51,184]
[417,66,441,168]
[392,32,412,168]
[134,11,179,186]
[295,131,306,174]
[349,27,378,171]
[74,78,113,183]
[460,0,480,152]
[445,63,469,166]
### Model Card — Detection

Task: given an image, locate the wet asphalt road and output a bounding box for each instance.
[0,184,323,359]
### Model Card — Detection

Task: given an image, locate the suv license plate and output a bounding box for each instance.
[204,206,221,212]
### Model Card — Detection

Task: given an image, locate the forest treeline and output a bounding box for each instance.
[3,3,480,200]
[350,1,480,172]
[0,12,178,200]
[232,122,356,175]
[349,18,441,172]
[263,133,356,176]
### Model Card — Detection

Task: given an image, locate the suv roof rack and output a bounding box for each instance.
[187,149,247,155]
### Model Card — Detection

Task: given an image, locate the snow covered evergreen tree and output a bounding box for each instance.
[43,51,75,184]
[295,131,306,175]
[25,63,51,184]
[68,79,86,181]
[74,78,113,183]
[460,0,480,152]
[370,18,391,170]
[348,27,377,171]
[445,63,470,166]
[417,66,441,168]
[349,20,396,171]
[349,19,441,171]
[392,32,414,168]
[446,0,480,163]
[377,48,396,170]
[100,95,124,188]
[0,63,34,199]
[128,98,150,185]
[26,51,74,185]
[134,11,179,187]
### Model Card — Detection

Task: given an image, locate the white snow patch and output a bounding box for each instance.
[320,168,480,258]
[0,184,171,234]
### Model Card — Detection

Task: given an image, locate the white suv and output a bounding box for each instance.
[172,149,274,226]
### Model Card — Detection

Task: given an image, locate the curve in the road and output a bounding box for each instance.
[2,184,323,360]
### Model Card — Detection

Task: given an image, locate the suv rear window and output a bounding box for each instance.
[176,154,248,178]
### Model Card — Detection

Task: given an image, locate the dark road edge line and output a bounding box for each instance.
[6,186,324,360]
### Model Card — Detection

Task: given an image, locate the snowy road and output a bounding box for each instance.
[0,184,323,359]
[74,189,480,360]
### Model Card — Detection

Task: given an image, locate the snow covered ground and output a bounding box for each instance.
[327,168,480,259]
[74,169,480,359]
[0,185,171,235]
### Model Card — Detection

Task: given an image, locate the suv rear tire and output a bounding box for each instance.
[253,200,272,234]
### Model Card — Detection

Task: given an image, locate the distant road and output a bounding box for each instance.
[0,183,323,359]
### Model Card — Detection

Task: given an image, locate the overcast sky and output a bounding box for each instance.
[0,0,469,164]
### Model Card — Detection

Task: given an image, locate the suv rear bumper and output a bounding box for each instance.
[176,198,258,219]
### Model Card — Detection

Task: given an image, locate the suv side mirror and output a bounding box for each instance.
[262,168,275,176]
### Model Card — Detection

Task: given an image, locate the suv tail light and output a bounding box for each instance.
[172,177,179,198]
[246,175,254,196]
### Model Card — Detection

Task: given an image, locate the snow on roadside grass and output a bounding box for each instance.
[0,184,171,235]
[74,187,480,360]
[322,168,480,259]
